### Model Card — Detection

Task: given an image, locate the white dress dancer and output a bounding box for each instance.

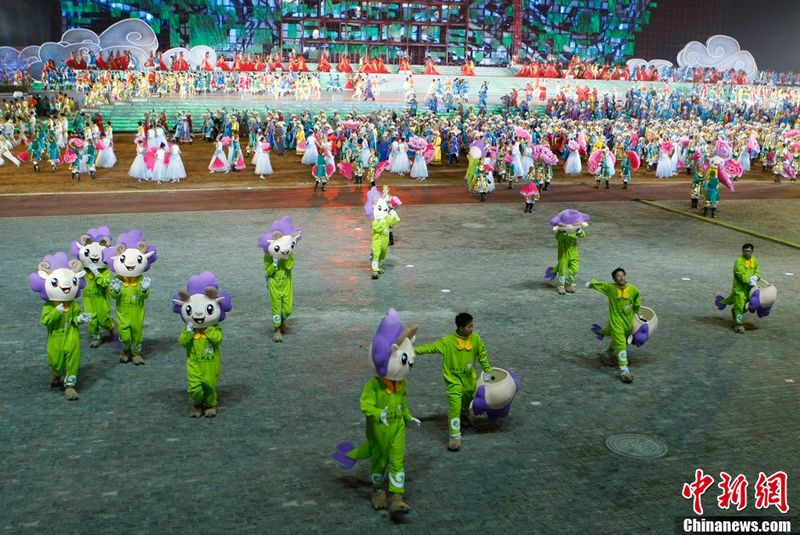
[564,143,582,175]
[96,135,117,168]
[410,150,428,180]
[512,141,525,177]
[521,144,534,176]
[360,138,371,168]
[208,140,231,173]
[388,140,399,169]
[129,142,148,181]
[301,135,318,165]
[604,151,616,178]
[391,141,411,174]
[152,146,168,183]
[738,149,750,172]
[166,143,186,182]
[146,129,158,150]
[655,147,674,178]
[255,140,273,178]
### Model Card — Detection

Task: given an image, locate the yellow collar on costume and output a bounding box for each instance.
[380,377,403,393]
[615,286,630,299]
[743,258,754,269]
[455,336,472,351]
[54,301,71,311]
[193,330,207,340]
[123,277,139,286]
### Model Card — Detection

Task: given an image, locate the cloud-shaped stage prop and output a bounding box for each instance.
[677,35,758,79]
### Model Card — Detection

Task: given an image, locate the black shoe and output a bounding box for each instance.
[507,182,513,189]
[313,182,318,192]
[605,181,609,189]
[480,192,486,202]
[711,208,717,218]
[594,183,599,189]
[321,185,326,192]
[703,207,709,217]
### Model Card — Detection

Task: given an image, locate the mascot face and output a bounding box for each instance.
[76,235,112,269]
[556,221,588,234]
[112,243,155,277]
[384,335,416,381]
[173,288,225,329]
[38,262,85,302]
[266,230,302,261]
[373,196,390,221]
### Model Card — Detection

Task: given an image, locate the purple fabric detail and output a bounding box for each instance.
[757,306,771,318]
[508,369,522,391]
[103,228,157,273]
[549,209,590,227]
[364,186,381,219]
[29,252,85,301]
[471,385,490,415]
[545,266,557,280]
[258,216,302,252]
[714,295,726,310]
[171,272,233,322]
[632,323,650,347]
[748,290,761,311]
[591,323,604,341]
[470,140,486,157]
[332,442,356,470]
[70,226,112,258]
[485,405,512,421]
[371,308,404,377]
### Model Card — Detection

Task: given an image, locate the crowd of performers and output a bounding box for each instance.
[6,47,797,90]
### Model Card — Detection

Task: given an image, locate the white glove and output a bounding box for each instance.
[389,209,398,218]
[380,407,389,426]
[273,257,279,267]
[140,277,151,291]
[185,323,194,333]
[78,312,92,324]
[408,417,421,427]
[584,281,592,288]
[110,278,122,291]
[623,304,632,311]
[88,264,99,275]
[481,371,493,382]
[749,275,758,286]
[56,303,65,312]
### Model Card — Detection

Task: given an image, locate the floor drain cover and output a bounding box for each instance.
[605,434,668,459]
[461,222,487,229]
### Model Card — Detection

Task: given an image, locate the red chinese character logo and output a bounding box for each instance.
[717,472,748,511]
[682,469,715,515]
[754,471,789,513]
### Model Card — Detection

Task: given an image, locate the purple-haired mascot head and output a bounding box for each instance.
[71,226,113,271]
[544,209,590,283]
[103,228,157,276]
[258,216,302,262]
[172,272,233,329]
[29,252,86,302]
[370,308,418,380]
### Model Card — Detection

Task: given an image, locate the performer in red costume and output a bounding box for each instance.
[201,52,214,71]
[337,55,353,73]
[317,51,332,72]
[216,54,232,71]
[461,58,475,76]
[423,57,440,75]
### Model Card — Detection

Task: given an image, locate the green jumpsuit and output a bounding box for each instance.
[264,253,295,328]
[555,229,585,286]
[346,377,412,494]
[588,280,641,367]
[720,255,759,325]
[371,212,400,274]
[179,325,223,408]
[415,333,492,438]
[110,276,149,355]
[83,268,113,339]
[41,301,83,387]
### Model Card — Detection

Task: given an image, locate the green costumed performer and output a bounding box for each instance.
[72,226,115,348]
[259,216,302,342]
[587,267,642,383]
[29,252,92,400]
[332,309,420,519]
[715,243,760,334]
[414,312,492,451]
[105,228,157,365]
[545,209,590,295]
[172,272,232,417]
[365,186,400,280]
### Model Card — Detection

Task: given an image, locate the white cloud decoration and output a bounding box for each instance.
[626,58,674,71]
[676,35,758,78]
